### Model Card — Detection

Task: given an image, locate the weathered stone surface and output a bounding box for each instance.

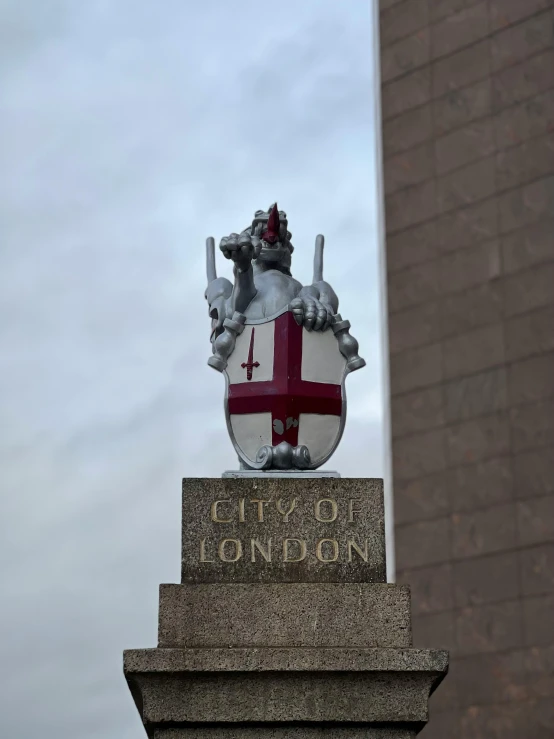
[125,646,449,673]
[154,729,416,738]
[181,478,386,584]
[124,647,447,728]
[158,583,412,649]
[134,674,435,723]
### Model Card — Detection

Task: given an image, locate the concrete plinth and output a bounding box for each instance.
[124,478,448,737]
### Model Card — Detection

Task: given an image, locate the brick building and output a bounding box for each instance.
[378,1,554,736]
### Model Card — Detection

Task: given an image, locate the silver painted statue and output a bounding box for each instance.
[205,204,365,473]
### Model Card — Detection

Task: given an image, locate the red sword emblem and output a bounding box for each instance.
[241,327,260,381]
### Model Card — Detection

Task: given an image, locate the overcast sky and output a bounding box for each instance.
[0,1,384,737]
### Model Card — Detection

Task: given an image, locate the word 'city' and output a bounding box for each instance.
[197,496,371,564]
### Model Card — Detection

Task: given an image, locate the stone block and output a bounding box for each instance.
[454,600,524,656]
[380,0,406,11]
[435,119,495,176]
[431,2,489,61]
[444,367,507,423]
[521,644,554,699]
[412,611,456,650]
[439,238,501,295]
[496,133,554,192]
[453,550,519,607]
[386,218,438,272]
[393,427,446,481]
[523,594,554,646]
[419,709,461,739]
[492,49,554,112]
[380,0,429,47]
[510,398,554,452]
[432,39,490,98]
[489,0,551,31]
[440,281,504,339]
[383,103,433,159]
[390,342,443,395]
[381,28,430,84]
[490,8,554,72]
[382,67,432,120]
[446,456,513,512]
[494,90,554,150]
[389,300,441,353]
[434,197,498,253]
[451,501,517,558]
[430,0,479,22]
[388,260,442,313]
[517,496,554,547]
[391,385,444,438]
[508,352,554,406]
[502,217,554,274]
[443,323,504,380]
[385,179,436,232]
[513,446,554,499]
[384,142,434,195]
[395,516,451,568]
[124,647,448,728]
[459,697,554,739]
[503,262,554,317]
[520,542,554,596]
[446,413,511,467]
[181,478,386,585]
[394,470,449,525]
[158,583,412,649]
[436,156,496,214]
[433,78,491,136]
[498,174,554,234]
[505,304,554,362]
[396,563,454,615]
[453,649,528,707]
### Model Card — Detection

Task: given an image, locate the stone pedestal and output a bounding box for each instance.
[124,478,448,737]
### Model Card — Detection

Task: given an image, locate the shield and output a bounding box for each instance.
[224,307,347,469]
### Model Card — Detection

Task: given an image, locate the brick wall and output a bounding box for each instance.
[379,1,554,736]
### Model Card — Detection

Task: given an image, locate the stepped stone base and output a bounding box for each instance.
[124,478,448,737]
[125,647,447,737]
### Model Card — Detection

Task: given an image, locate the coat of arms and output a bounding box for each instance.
[205,204,365,472]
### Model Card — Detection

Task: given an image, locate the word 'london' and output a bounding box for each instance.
[198,496,371,564]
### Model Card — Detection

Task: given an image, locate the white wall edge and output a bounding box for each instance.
[370,0,395,582]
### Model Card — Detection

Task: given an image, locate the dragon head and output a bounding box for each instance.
[248,203,294,274]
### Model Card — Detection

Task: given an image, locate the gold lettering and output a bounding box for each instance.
[238,497,246,523]
[283,538,307,562]
[347,538,368,562]
[251,538,272,562]
[276,497,297,522]
[314,498,338,523]
[218,538,243,562]
[210,499,232,523]
[316,538,339,562]
[250,498,270,522]
[348,498,362,523]
[199,538,214,562]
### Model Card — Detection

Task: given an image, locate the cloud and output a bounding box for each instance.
[0,2,384,737]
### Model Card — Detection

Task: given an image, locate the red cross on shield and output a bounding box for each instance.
[224,309,347,468]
